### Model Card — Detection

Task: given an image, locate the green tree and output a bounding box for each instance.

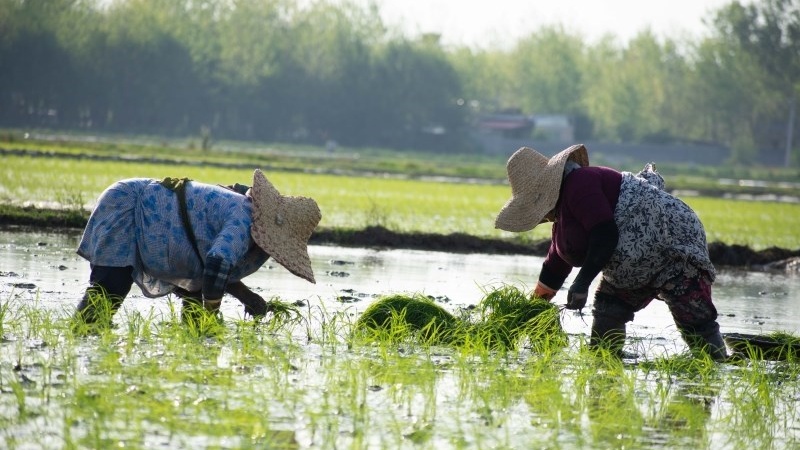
[282,1,381,145]
[583,31,691,143]
[369,37,467,151]
[689,34,769,163]
[712,0,800,166]
[212,0,295,139]
[0,0,94,127]
[508,26,586,115]
[78,0,205,134]
[448,46,514,115]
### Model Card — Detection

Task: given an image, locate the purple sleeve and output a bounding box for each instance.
[539,235,572,290]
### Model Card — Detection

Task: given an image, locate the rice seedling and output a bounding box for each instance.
[2,287,800,449]
[353,293,461,345]
[470,285,567,352]
[353,286,567,354]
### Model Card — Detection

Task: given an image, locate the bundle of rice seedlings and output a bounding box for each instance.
[354,286,567,352]
[354,293,460,344]
[724,331,800,361]
[471,285,567,352]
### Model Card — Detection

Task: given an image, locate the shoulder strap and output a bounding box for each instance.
[159,177,203,265]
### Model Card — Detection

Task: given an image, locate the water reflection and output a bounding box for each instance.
[2,228,798,344]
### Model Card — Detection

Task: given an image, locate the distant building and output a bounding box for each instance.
[473,111,575,154]
[530,114,574,142]
[475,112,534,139]
[471,110,730,164]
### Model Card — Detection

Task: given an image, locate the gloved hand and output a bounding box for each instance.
[566,283,589,310]
[244,298,270,319]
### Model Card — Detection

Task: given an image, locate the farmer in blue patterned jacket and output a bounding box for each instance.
[74,169,321,326]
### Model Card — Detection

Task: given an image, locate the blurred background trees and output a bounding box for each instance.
[0,0,797,165]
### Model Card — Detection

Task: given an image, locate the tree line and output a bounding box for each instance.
[0,0,797,164]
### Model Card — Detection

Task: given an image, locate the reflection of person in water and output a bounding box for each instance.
[74,169,321,326]
[656,383,715,445]
[584,371,714,447]
[585,371,645,447]
[495,145,727,360]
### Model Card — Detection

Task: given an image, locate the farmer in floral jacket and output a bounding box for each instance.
[74,169,321,326]
[495,145,727,360]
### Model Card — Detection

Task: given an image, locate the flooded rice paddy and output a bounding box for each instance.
[2,228,800,449]
[3,228,798,348]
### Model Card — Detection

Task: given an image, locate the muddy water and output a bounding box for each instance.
[2,228,799,355]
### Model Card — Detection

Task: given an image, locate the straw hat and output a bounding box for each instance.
[495,144,589,232]
[249,169,322,283]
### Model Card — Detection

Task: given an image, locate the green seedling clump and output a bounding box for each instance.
[354,293,460,344]
[471,285,568,352]
[354,286,567,352]
[724,331,800,361]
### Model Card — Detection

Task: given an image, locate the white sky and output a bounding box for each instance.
[350,0,740,48]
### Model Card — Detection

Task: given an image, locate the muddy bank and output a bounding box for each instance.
[311,226,551,255]
[2,205,798,271]
[315,226,800,270]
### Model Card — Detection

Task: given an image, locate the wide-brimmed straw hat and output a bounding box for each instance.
[495,144,589,232]
[249,169,321,283]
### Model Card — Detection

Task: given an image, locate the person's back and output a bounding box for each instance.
[73,170,321,329]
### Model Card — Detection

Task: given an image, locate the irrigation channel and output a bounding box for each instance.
[2,227,800,448]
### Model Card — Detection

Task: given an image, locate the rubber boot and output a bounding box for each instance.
[589,314,628,357]
[679,321,728,362]
[74,285,124,328]
[73,266,133,329]
[589,293,636,358]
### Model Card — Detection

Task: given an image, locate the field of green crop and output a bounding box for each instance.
[2,154,800,250]
[3,292,800,449]
[3,135,800,449]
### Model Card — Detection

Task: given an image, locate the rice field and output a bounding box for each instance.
[2,154,799,249]
[2,291,800,449]
[2,145,800,449]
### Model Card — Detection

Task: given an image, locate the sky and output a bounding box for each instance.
[347,0,740,48]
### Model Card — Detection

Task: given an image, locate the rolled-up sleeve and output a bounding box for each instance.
[203,255,231,300]
[201,218,250,299]
[540,240,572,291]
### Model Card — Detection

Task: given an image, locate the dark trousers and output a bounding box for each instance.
[75,265,134,323]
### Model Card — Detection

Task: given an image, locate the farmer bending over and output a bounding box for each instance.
[495,145,727,361]
[74,169,321,326]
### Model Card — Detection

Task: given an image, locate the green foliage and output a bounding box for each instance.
[3,149,800,249]
[683,197,800,249]
[509,26,586,115]
[1,0,799,162]
[709,0,800,167]
[724,331,800,361]
[0,203,88,228]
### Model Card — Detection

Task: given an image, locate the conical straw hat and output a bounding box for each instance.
[495,144,589,232]
[250,169,321,283]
